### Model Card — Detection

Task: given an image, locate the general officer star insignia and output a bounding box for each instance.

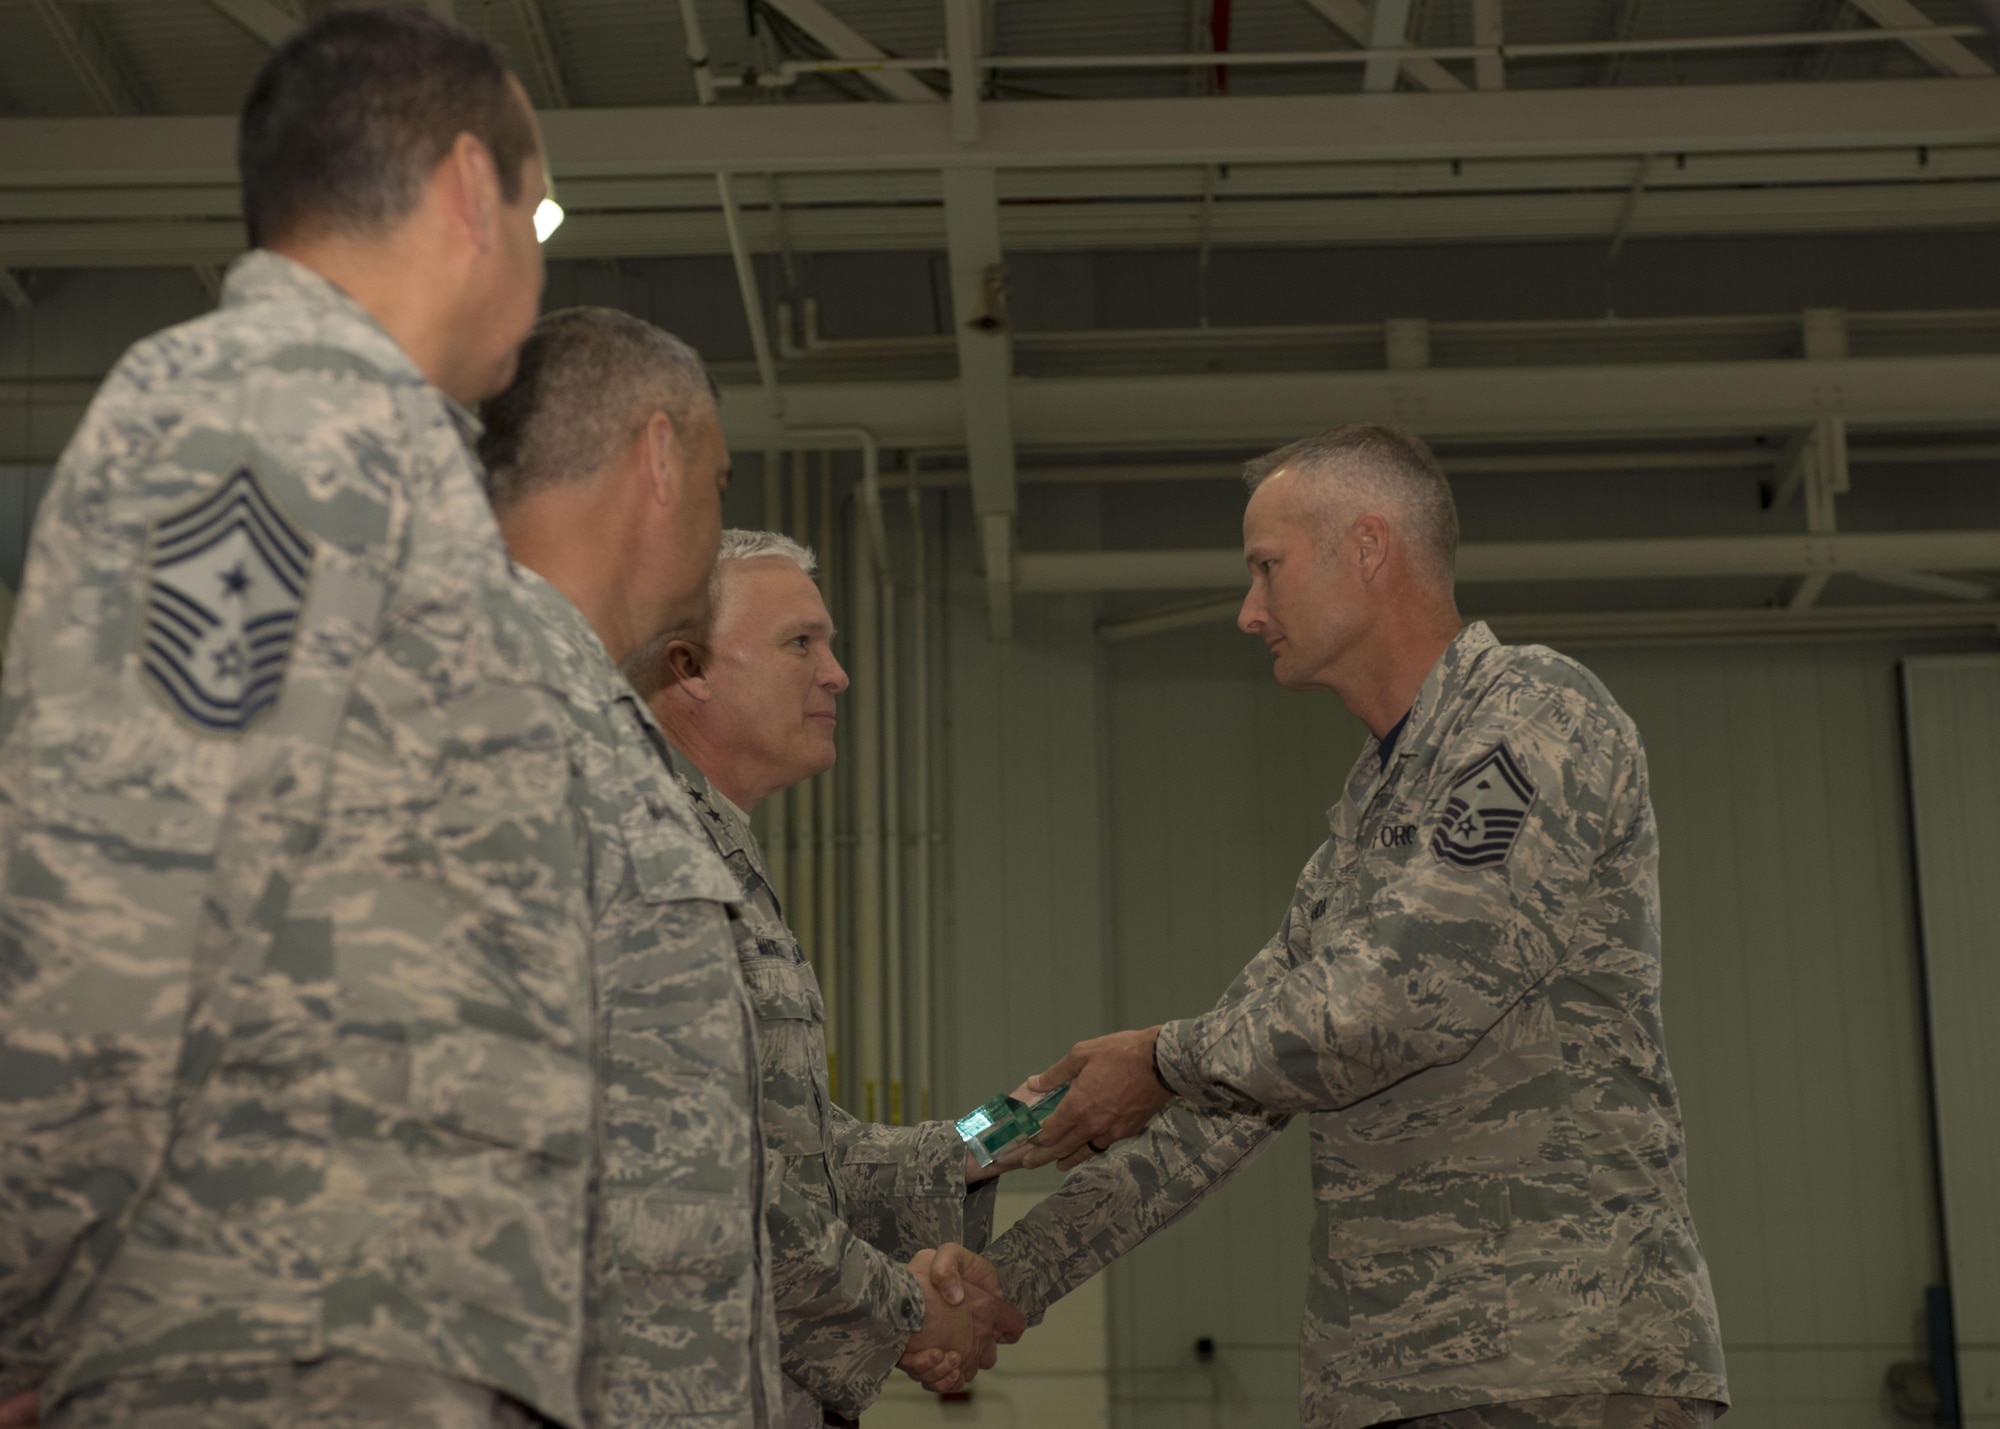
[1431,742,1537,870]
[141,467,313,734]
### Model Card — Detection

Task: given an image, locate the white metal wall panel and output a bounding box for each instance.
[1589,641,1943,1429]
[1901,655,2000,1427]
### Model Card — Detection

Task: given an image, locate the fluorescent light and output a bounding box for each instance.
[535,197,565,244]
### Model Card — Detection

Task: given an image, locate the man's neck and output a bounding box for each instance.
[272,235,463,400]
[1331,605,1463,738]
[500,489,648,665]
[651,709,766,813]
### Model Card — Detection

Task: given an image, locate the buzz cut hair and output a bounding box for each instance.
[238,8,537,249]
[1243,424,1460,586]
[479,307,719,511]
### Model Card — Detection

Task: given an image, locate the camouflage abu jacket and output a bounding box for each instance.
[988,622,1728,1428]
[510,572,780,1429]
[663,743,998,1427]
[0,253,599,1424]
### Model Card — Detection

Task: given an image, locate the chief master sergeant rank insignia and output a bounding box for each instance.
[141,466,314,734]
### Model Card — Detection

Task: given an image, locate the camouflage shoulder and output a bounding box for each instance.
[1476,644,1641,751]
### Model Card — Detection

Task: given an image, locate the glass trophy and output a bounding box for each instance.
[956,1083,1070,1168]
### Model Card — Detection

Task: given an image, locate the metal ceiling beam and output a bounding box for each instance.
[13,177,2000,266]
[1473,0,1504,89]
[705,351,2000,452]
[205,0,298,47]
[3,79,1994,182]
[1362,0,1417,92]
[1295,0,1467,91]
[508,0,571,107]
[1099,596,2000,645]
[1015,528,2000,594]
[761,0,939,102]
[1847,0,1992,76]
[29,0,148,115]
[941,166,1018,637]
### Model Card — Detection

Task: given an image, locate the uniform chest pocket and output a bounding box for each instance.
[738,951,827,1024]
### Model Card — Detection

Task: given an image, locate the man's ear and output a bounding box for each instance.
[439,133,501,252]
[644,411,683,510]
[1353,513,1390,583]
[662,637,712,699]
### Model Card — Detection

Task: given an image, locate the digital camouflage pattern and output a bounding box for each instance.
[51,1356,550,1429]
[0,252,599,1424]
[663,744,997,1428]
[508,571,780,1429]
[1389,1392,1715,1428]
[989,623,1728,1429]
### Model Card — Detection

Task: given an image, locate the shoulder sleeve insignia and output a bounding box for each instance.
[1430,741,1538,870]
[141,467,314,734]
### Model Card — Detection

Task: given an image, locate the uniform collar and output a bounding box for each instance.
[662,739,763,873]
[508,564,626,703]
[221,250,485,445]
[1332,621,1502,830]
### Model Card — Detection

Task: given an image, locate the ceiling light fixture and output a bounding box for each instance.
[535,197,565,244]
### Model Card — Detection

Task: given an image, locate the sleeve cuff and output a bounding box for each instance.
[1152,1018,1217,1108]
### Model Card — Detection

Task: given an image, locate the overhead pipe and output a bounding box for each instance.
[815,458,841,1104]
[761,450,790,912]
[850,495,884,1123]
[907,481,935,1121]
[1028,529,2000,598]
[699,24,1983,89]
[881,523,904,1125]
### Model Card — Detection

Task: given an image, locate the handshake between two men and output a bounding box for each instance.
[895,1025,1174,1398]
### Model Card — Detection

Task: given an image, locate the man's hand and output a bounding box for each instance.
[898,1244,1027,1393]
[1020,1026,1173,1171]
[0,1389,37,1428]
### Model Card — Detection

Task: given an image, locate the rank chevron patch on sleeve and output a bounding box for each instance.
[1430,741,1538,870]
[141,467,315,734]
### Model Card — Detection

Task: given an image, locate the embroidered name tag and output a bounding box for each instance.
[141,467,313,734]
[1431,742,1537,870]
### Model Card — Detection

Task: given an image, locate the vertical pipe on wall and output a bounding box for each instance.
[882,523,904,1125]
[788,455,817,975]
[761,452,789,912]
[907,480,934,1120]
[851,493,885,1124]
[816,455,841,1103]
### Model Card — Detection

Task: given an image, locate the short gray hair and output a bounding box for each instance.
[479,306,718,510]
[622,528,820,698]
[1244,424,1459,584]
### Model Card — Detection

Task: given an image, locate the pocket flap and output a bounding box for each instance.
[738,954,827,1023]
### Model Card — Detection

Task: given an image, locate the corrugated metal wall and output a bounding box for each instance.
[941,601,1959,1429]
[1902,656,2000,1429]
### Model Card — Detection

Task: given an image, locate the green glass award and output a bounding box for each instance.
[956,1083,1070,1167]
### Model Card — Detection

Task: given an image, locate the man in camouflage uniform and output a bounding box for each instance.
[630,529,1022,1427]
[479,308,783,1426]
[991,426,1729,1429]
[0,12,597,1427]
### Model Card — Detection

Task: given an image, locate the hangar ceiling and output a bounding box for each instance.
[2,0,2000,639]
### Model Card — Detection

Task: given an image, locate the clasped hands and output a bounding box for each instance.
[896,1244,1026,1393]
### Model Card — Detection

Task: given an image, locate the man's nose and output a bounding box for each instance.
[823,653,850,694]
[1238,588,1265,633]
